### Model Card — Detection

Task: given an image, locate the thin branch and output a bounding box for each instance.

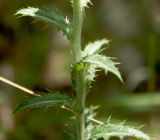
[87,116,104,125]
[61,105,74,113]
[61,105,103,124]
[0,76,39,96]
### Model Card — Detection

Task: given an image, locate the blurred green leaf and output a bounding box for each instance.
[14,92,76,113]
[16,7,73,39]
[104,93,160,111]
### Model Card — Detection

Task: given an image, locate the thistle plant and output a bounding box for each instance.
[0,0,151,140]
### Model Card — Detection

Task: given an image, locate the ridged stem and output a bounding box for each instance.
[72,1,86,140]
[72,0,83,63]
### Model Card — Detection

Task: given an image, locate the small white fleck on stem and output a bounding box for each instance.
[61,105,74,113]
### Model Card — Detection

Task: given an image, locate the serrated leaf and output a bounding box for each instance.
[16,7,73,39]
[89,123,150,140]
[85,64,97,93]
[80,0,92,10]
[82,39,109,58]
[72,0,92,10]
[84,54,123,82]
[85,106,100,140]
[14,92,76,113]
[85,106,99,129]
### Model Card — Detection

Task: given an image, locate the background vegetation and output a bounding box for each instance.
[0,0,160,139]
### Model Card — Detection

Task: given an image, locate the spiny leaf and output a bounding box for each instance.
[82,39,109,58]
[85,64,97,93]
[89,123,150,140]
[85,106,99,123]
[16,7,73,39]
[82,39,112,91]
[85,106,99,129]
[84,54,123,82]
[85,106,100,139]
[14,92,76,113]
[80,0,92,10]
[71,0,92,10]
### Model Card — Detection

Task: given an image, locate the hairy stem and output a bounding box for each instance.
[72,0,83,63]
[72,0,86,140]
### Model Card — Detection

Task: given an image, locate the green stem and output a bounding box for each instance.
[72,0,83,63]
[76,113,85,140]
[72,0,86,140]
[75,64,86,140]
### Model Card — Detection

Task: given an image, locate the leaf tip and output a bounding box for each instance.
[80,0,93,10]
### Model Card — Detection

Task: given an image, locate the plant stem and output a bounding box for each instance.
[75,67,86,140]
[72,0,86,140]
[76,113,85,140]
[72,0,83,64]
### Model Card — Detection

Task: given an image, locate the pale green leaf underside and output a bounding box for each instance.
[80,0,92,10]
[82,39,109,58]
[86,64,97,83]
[85,64,97,93]
[14,92,75,112]
[89,123,150,140]
[71,0,92,10]
[84,54,122,82]
[16,7,72,38]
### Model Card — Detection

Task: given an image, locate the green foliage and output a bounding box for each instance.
[85,64,97,93]
[81,39,122,93]
[84,54,122,82]
[82,39,109,58]
[16,7,73,39]
[71,0,92,10]
[14,92,76,113]
[85,106,99,132]
[71,62,85,89]
[88,122,150,140]
[85,107,150,140]
[103,93,160,111]
[79,0,92,10]
[12,0,151,140]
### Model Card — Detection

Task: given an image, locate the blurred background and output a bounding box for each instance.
[0,0,160,139]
